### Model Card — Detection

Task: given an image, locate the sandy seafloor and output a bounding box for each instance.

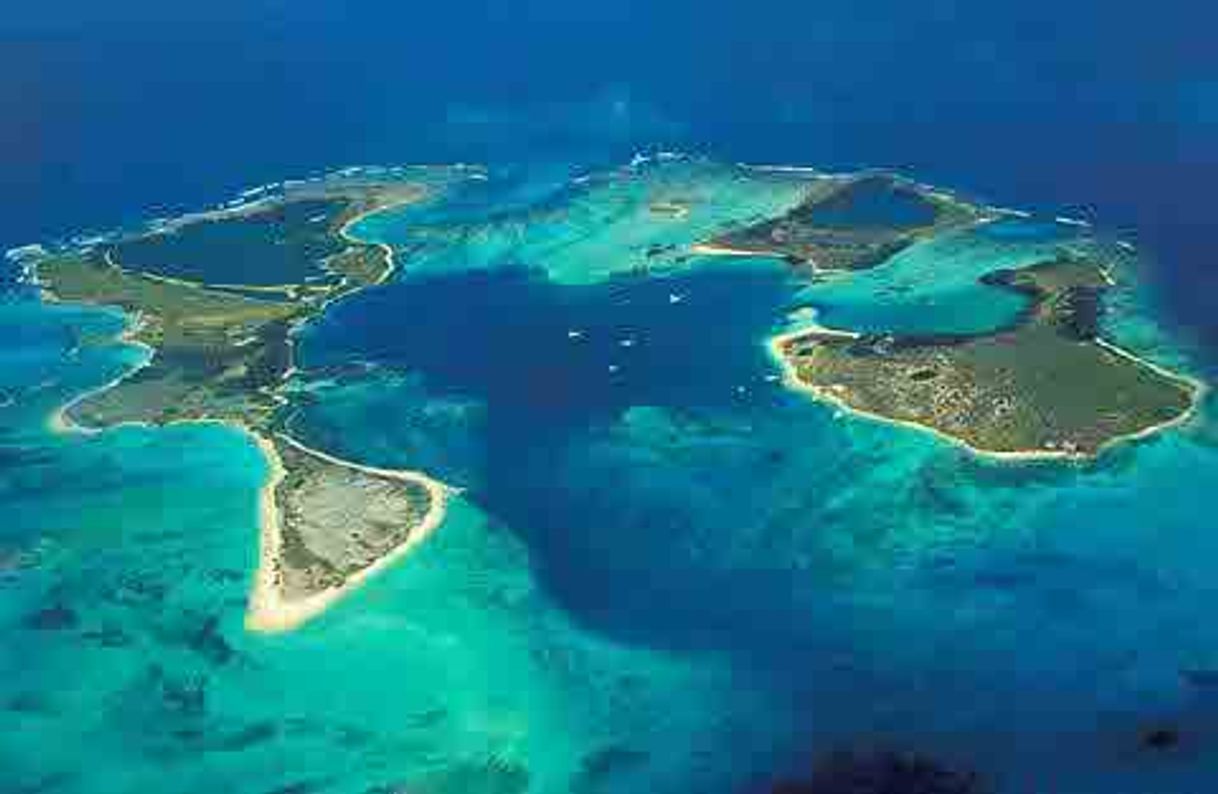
[4,158,1218,794]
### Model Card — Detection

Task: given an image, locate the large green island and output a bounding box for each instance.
[750,176,1208,455]
[29,162,1207,644]
[34,172,451,632]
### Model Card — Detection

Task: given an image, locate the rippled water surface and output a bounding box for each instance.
[4,161,1218,794]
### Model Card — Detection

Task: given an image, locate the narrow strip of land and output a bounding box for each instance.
[34,172,451,632]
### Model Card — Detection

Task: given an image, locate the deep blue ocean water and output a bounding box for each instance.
[5,4,1218,793]
[300,262,808,646]
[4,0,1217,353]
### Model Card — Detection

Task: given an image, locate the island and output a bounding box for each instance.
[647,199,692,219]
[27,159,1210,644]
[32,171,453,632]
[693,173,982,270]
[768,255,1203,458]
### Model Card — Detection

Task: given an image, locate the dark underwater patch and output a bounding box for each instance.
[767,748,990,794]
[22,602,79,632]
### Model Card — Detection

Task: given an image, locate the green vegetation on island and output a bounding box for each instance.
[35,175,448,632]
[39,250,297,427]
[32,159,1207,634]
[647,199,693,219]
[773,256,1200,457]
[271,437,435,600]
[705,174,982,270]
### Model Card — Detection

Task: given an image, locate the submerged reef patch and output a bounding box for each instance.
[33,168,460,632]
[767,748,990,794]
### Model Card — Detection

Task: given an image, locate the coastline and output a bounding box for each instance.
[44,311,157,436]
[689,243,773,258]
[250,188,449,632]
[46,337,451,635]
[766,328,1208,463]
[157,195,282,233]
[34,174,452,634]
[335,192,429,286]
[1091,337,1210,446]
[244,432,450,634]
[31,158,1211,640]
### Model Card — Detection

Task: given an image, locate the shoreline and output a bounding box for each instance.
[252,188,448,632]
[34,177,452,634]
[44,310,157,436]
[43,311,452,634]
[766,328,1208,463]
[244,432,450,634]
[37,182,428,433]
[30,158,1211,633]
[689,243,773,258]
[335,191,429,286]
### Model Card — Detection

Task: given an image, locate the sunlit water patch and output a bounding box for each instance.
[0,296,793,794]
[7,163,1218,794]
[794,223,1073,335]
[0,298,142,443]
[351,158,815,285]
[301,172,1218,793]
[301,261,801,428]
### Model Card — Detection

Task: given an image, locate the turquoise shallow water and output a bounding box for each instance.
[792,217,1100,336]
[352,159,811,286]
[5,160,1218,793]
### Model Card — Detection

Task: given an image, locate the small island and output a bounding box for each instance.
[770,256,1203,458]
[647,199,692,219]
[248,434,447,633]
[695,173,981,270]
[27,158,1210,641]
[33,171,452,632]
